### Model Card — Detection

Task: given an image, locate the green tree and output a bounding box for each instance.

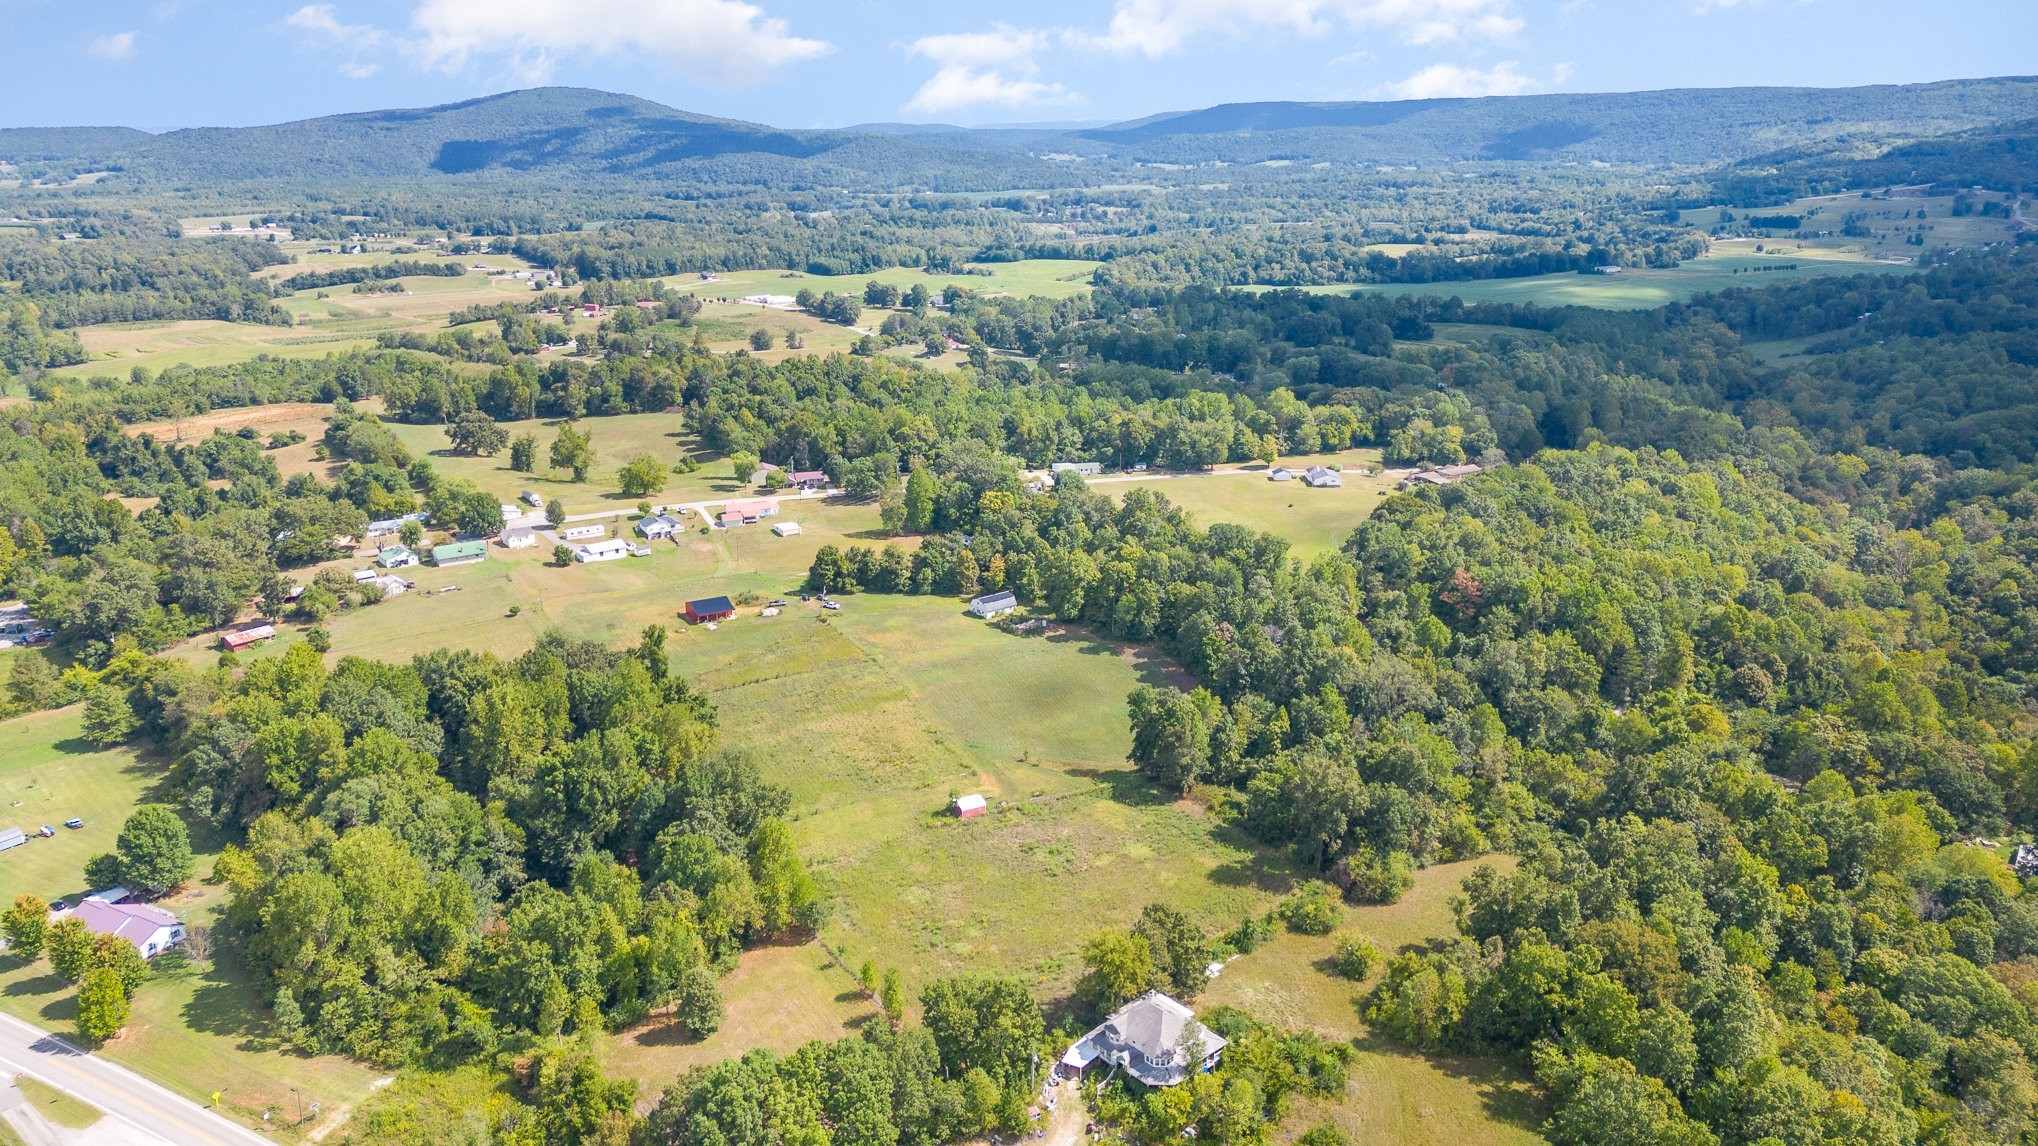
[919,975,1046,1086]
[509,432,539,473]
[748,329,774,351]
[114,805,195,896]
[747,820,821,937]
[75,967,129,1043]
[1332,932,1382,980]
[2,894,49,957]
[398,518,425,548]
[550,422,597,482]
[729,451,759,484]
[47,916,93,981]
[552,544,574,567]
[89,934,149,997]
[80,685,139,746]
[674,965,723,1039]
[446,411,508,456]
[880,968,905,1027]
[546,498,566,527]
[902,468,939,534]
[617,453,668,498]
[1079,931,1155,1011]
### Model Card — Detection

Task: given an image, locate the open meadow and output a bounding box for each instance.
[1095,450,1396,561]
[663,259,1101,303]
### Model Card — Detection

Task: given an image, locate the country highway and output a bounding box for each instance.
[0,1012,267,1146]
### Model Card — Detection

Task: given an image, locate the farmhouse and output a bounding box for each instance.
[500,527,537,549]
[718,511,745,528]
[1050,461,1103,477]
[787,470,829,491]
[727,499,780,521]
[969,590,1018,619]
[561,524,606,541]
[636,514,682,539]
[73,899,187,959]
[683,596,737,624]
[952,794,987,819]
[371,575,411,598]
[771,521,802,537]
[1060,992,1227,1087]
[1398,463,1484,491]
[220,624,276,652]
[1302,466,1342,488]
[574,540,631,563]
[376,545,420,569]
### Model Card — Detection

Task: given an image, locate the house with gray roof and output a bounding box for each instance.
[1059,991,1227,1087]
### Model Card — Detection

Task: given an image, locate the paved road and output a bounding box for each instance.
[0,1013,267,1146]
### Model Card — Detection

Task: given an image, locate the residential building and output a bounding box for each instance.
[787,470,829,490]
[726,499,780,521]
[574,540,631,563]
[636,514,682,539]
[72,899,186,959]
[1268,467,1294,482]
[432,540,488,567]
[501,527,538,549]
[969,591,1018,619]
[376,545,419,569]
[561,525,606,541]
[1060,992,1227,1087]
[1302,466,1342,488]
[1050,461,1103,476]
[683,596,737,624]
[718,510,744,528]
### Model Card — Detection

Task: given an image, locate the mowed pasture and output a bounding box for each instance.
[0,707,385,1142]
[663,259,1101,303]
[1095,451,1396,561]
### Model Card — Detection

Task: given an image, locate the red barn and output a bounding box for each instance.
[683,596,736,624]
[953,794,987,819]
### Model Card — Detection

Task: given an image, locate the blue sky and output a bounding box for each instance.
[3,0,2034,130]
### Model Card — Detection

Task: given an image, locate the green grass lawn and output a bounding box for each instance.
[0,707,166,907]
[383,412,728,516]
[1097,453,1396,562]
[12,1076,100,1129]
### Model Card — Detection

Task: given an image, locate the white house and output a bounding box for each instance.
[500,527,538,549]
[1303,466,1342,488]
[1268,467,1294,482]
[636,514,682,539]
[969,590,1018,619]
[1060,992,1227,1087]
[771,521,802,537]
[72,899,186,959]
[1050,461,1103,477]
[574,540,631,563]
[376,545,419,569]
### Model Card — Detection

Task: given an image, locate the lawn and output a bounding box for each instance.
[49,320,387,380]
[383,411,729,515]
[0,708,387,1142]
[12,1075,99,1128]
[1095,452,1397,562]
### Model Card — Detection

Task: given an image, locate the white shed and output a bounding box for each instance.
[771,521,802,537]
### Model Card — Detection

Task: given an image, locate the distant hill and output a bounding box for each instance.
[1072,77,2038,166]
[1715,116,2038,203]
[5,79,2038,194]
[0,88,1066,193]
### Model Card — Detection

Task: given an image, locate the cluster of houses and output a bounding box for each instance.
[1398,462,1484,490]
[1268,465,1343,487]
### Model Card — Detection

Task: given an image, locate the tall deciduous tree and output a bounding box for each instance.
[113,805,194,897]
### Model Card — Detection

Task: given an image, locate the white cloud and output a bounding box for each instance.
[902,25,1075,116]
[282,5,386,78]
[1082,0,1523,57]
[407,0,831,86]
[1384,59,1537,98]
[88,30,137,60]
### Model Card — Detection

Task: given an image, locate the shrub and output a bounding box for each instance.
[1280,883,1341,936]
[1331,932,1383,980]
[1342,847,1414,906]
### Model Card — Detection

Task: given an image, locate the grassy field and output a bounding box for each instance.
[1201,855,1547,1145]
[0,708,386,1142]
[665,259,1100,303]
[12,1076,100,1129]
[1096,451,1395,562]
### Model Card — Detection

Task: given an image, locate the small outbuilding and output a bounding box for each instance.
[0,827,24,853]
[683,596,737,624]
[771,521,802,537]
[1268,467,1294,482]
[718,510,744,528]
[220,624,277,652]
[969,590,1018,619]
[952,794,987,819]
